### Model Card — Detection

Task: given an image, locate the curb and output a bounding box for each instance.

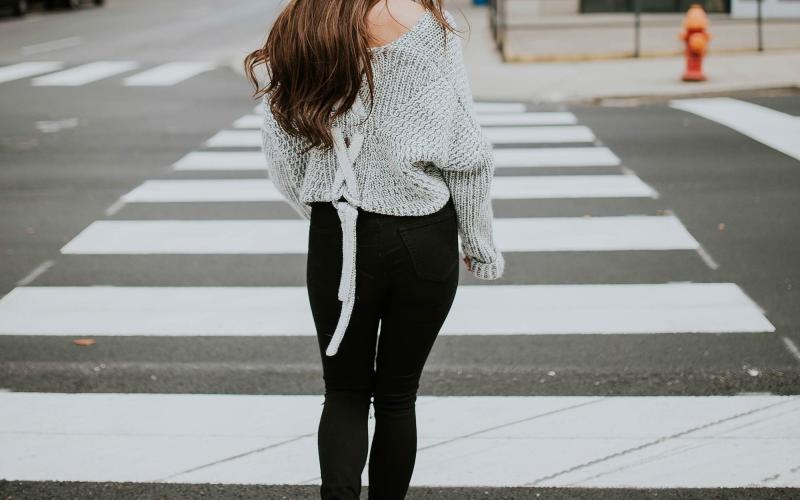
[572,85,800,106]
[501,46,800,63]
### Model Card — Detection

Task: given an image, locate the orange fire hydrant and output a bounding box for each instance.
[679,4,711,82]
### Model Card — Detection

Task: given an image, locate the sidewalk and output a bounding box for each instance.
[227,2,800,104]
[498,13,800,60]
[453,2,800,103]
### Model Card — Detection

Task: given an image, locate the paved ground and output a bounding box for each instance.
[452,0,800,102]
[498,11,800,60]
[1,1,799,498]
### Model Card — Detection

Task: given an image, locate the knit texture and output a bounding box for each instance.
[261,8,504,280]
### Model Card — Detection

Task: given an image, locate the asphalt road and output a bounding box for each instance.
[0,1,799,498]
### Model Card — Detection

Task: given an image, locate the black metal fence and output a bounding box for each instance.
[579,0,730,13]
[488,0,791,61]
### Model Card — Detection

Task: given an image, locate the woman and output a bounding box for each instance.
[244,0,504,498]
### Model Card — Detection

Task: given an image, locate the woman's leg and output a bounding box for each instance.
[367,204,460,499]
[307,206,385,500]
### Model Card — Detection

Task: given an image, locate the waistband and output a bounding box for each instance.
[310,196,455,224]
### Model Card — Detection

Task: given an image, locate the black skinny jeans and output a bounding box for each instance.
[307,195,460,500]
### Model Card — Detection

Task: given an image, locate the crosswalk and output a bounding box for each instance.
[670,97,800,162]
[115,175,657,202]
[0,61,217,87]
[0,283,773,336]
[56,215,700,253]
[1,97,793,491]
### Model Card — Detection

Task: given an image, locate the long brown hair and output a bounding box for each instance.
[243,0,463,152]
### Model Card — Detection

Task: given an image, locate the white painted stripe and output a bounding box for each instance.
[120,179,282,203]
[251,102,528,116]
[670,97,800,162]
[122,62,215,86]
[117,175,656,204]
[208,126,596,148]
[488,215,699,251]
[491,174,657,199]
[171,147,620,171]
[21,37,81,56]
[16,260,54,287]
[172,151,266,171]
[479,112,578,126]
[58,215,698,254]
[0,283,775,336]
[484,126,595,144]
[1,392,795,486]
[494,147,621,168]
[444,282,774,334]
[473,101,527,113]
[31,61,139,86]
[243,111,577,128]
[233,114,262,128]
[782,336,800,363]
[503,213,696,250]
[0,62,65,84]
[205,130,261,148]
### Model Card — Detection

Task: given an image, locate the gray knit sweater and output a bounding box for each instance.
[261,9,505,356]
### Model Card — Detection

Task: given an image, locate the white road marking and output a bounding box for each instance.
[59,220,307,254]
[104,198,127,216]
[695,243,720,270]
[172,151,266,171]
[499,215,700,251]
[0,283,774,336]
[659,207,719,270]
[233,114,263,128]
[492,174,656,199]
[479,112,578,126]
[123,62,215,86]
[250,102,531,115]
[0,62,64,84]
[0,392,795,486]
[782,336,800,363]
[31,61,140,86]
[473,102,527,113]
[205,130,261,148]
[57,215,698,254]
[494,147,621,168]
[484,126,595,144]
[16,260,53,287]
[21,37,81,56]
[241,111,578,129]
[670,97,800,162]
[35,118,79,133]
[207,126,595,148]
[113,174,656,205]
[119,179,282,203]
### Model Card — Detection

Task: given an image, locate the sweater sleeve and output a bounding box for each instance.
[261,95,312,220]
[437,10,505,280]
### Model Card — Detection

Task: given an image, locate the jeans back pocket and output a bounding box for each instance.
[397,213,459,282]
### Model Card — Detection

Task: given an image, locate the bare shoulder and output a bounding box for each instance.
[366,0,428,46]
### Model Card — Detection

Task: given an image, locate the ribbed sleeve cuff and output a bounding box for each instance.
[469,251,505,280]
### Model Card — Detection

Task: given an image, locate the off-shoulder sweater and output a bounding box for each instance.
[260,8,505,356]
